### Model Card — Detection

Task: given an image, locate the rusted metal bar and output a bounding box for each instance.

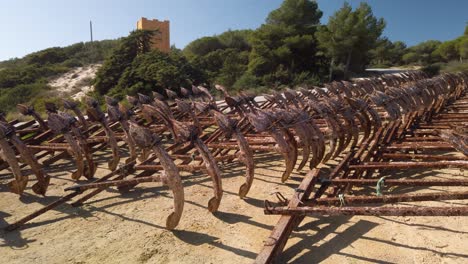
[381,153,468,161]
[326,178,468,186]
[254,169,321,264]
[26,145,69,151]
[70,161,141,207]
[389,142,453,147]
[170,154,238,162]
[403,136,442,142]
[306,191,468,206]
[349,161,468,170]
[4,191,82,231]
[65,175,162,192]
[265,206,468,216]
[418,125,452,129]
[208,143,276,152]
[135,164,205,172]
[3,162,138,230]
[13,119,36,130]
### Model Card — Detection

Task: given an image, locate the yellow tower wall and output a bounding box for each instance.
[136,17,170,53]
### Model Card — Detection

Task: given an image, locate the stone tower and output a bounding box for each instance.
[136,17,170,53]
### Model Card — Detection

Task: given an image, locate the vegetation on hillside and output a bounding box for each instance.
[93,30,205,100]
[0,39,120,114]
[1,0,468,118]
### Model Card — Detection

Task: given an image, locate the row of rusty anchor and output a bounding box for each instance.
[2,84,252,230]
[243,79,388,182]
[84,97,121,171]
[256,72,468,263]
[191,101,255,198]
[45,103,96,180]
[131,86,261,207]
[125,86,257,204]
[0,72,420,199]
[0,90,197,229]
[0,99,98,192]
[0,93,156,228]
[142,99,224,212]
[65,86,259,224]
[215,87,306,185]
[204,72,425,185]
[0,113,64,195]
[63,120,186,229]
[19,82,260,227]
[0,119,50,195]
[2,104,188,230]
[5,95,148,194]
[1,70,441,231]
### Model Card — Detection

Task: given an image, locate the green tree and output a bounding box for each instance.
[316,2,385,79]
[217,30,252,51]
[183,30,253,88]
[390,41,407,65]
[26,47,67,65]
[402,52,419,65]
[460,37,468,60]
[248,0,323,86]
[108,50,203,99]
[266,0,322,31]
[402,40,442,65]
[370,38,394,66]
[435,40,460,62]
[183,37,226,58]
[216,49,250,86]
[94,30,156,95]
[457,24,468,61]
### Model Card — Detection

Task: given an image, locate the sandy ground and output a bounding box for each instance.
[48,64,101,101]
[0,149,467,264]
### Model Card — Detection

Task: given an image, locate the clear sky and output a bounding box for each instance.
[0,0,467,61]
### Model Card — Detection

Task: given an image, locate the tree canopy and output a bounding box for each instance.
[182,30,253,88]
[93,30,157,95]
[402,40,442,65]
[247,0,323,86]
[107,49,202,99]
[316,2,385,78]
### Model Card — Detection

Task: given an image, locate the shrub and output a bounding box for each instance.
[421,63,441,77]
[441,61,468,73]
[62,59,84,68]
[233,72,262,91]
[0,82,49,113]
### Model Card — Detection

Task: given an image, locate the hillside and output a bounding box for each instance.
[48,64,101,101]
[0,39,120,117]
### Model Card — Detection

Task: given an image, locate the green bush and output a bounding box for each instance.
[292,72,321,86]
[31,96,63,115]
[62,59,84,68]
[106,50,203,99]
[421,63,441,77]
[233,72,262,90]
[441,60,468,73]
[0,82,49,113]
[94,30,156,95]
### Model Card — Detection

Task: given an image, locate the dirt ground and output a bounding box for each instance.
[1,150,467,264]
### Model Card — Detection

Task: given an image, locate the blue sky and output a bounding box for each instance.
[0,0,467,61]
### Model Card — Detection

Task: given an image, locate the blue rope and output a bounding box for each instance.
[338,194,346,207]
[376,176,388,196]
